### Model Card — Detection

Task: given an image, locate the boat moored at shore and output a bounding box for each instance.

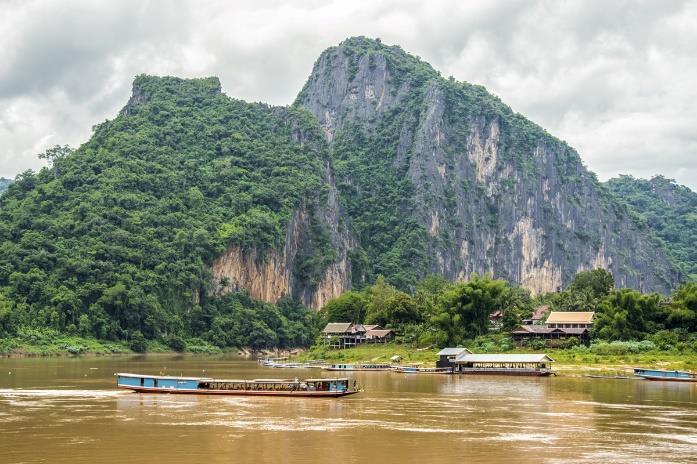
[323,363,394,371]
[393,366,452,374]
[116,373,360,397]
[633,368,697,382]
[452,353,555,377]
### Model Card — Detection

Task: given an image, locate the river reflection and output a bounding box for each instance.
[1,355,696,463]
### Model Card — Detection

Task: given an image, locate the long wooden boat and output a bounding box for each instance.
[393,366,452,374]
[116,373,360,397]
[633,368,697,382]
[323,363,394,371]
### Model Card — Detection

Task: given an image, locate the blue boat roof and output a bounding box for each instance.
[116,372,208,381]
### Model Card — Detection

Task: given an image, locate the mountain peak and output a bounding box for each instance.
[296,38,682,292]
[121,75,222,115]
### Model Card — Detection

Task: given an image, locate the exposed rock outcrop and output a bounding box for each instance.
[211,160,355,309]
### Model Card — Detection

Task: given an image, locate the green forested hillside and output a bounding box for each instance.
[0,75,322,348]
[606,175,697,280]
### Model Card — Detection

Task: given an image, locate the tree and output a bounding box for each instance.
[367,291,421,325]
[37,144,74,165]
[129,330,147,353]
[667,282,697,331]
[37,145,74,176]
[568,268,614,299]
[436,273,509,343]
[594,289,661,340]
[320,291,367,323]
[364,276,398,324]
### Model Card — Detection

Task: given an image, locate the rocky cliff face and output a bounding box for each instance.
[210,159,355,308]
[295,37,681,294]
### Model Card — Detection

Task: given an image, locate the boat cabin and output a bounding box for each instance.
[452,353,555,376]
[117,373,201,390]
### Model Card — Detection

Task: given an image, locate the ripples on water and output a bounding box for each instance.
[1,359,696,463]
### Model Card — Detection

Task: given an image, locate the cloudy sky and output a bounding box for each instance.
[1,0,695,189]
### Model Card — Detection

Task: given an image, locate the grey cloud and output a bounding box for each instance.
[0,0,695,191]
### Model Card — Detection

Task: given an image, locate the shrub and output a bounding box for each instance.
[589,340,656,355]
[167,335,186,352]
[129,331,147,353]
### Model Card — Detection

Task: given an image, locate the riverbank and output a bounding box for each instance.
[298,343,697,376]
[0,335,224,357]
[3,336,695,377]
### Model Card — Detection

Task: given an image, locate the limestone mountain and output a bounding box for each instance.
[0,38,683,348]
[0,75,339,343]
[294,37,681,294]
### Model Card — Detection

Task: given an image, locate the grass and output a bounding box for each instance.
[0,335,129,356]
[298,343,697,376]
[0,334,222,357]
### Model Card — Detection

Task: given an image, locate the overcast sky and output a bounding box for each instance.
[1,0,695,189]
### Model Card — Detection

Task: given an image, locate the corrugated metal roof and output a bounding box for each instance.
[437,347,471,356]
[322,322,353,333]
[546,311,595,324]
[454,353,554,363]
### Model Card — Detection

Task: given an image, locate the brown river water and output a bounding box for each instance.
[1,354,696,464]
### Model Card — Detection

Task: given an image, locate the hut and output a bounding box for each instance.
[435,347,472,369]
[365,327,394,344]
[322,323,367,349]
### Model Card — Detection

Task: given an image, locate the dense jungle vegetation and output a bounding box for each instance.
[319,269,697,353]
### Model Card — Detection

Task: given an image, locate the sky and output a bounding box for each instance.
[1,0,695,189]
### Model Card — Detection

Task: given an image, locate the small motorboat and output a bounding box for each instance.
[323,363,394,371]
[633,368,697,382]
[393,366,452,374]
